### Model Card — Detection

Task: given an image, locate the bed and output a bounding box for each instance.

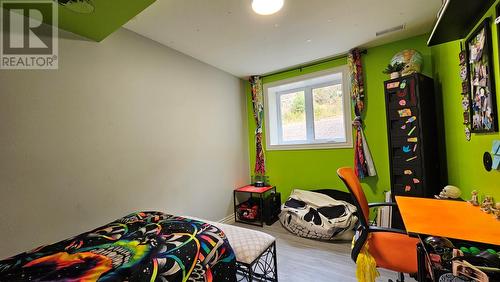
[0,211,236,282]
[185,217,277,282]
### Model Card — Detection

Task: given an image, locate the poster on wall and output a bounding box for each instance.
[466,18,498,133]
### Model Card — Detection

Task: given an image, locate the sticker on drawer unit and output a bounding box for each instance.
[398,109,412,117]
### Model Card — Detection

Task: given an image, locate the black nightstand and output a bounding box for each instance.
[233,185,280,227]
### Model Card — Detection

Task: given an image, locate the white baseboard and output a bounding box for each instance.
[218,213,235,224]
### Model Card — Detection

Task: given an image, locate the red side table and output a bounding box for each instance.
[234,185,277,227]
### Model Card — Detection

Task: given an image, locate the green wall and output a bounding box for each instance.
[57,0,156,41]
[246,1,500,203]
[246,34,433,203]
[431,0,500,200]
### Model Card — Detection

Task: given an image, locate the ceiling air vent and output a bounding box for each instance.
[376,24,406,37]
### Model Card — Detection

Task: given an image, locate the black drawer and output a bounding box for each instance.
[390,116,420,137]
[391,143,421,159]
[392,183,424,197]
[391,165,422,178]
[387,86,418,110]
[388,107,419,121]
[391,149,421,167]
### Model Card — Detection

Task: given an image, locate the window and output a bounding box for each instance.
[264,66,352,150]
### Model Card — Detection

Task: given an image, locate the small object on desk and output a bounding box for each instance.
[452,248,464,259]
[452,260,489,282]
[491,203,500,220]
[480,195,494,214]
[460,247,471,255]
[468,246,481,256]
[424,236,455,262]
[429,253,442,265]
[435,185,462,199]
[485,249,497,255]
[425,236,455,250]
[468,190,480,206]
[477,250,500,264]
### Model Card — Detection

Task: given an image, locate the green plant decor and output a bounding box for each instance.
[382,62,405,74]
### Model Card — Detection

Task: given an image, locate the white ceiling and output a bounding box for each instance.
[125,0,441,78]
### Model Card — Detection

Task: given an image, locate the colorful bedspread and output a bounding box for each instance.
[0,211,236,282]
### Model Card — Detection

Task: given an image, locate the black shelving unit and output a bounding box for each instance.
[233,185,277,227]
[427,0,496,46]
[384,74,446,228]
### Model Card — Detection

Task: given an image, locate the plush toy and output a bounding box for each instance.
[434,185,462,199]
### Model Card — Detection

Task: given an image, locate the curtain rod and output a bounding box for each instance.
[260,49,367,78]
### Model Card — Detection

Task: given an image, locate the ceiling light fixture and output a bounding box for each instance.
[252,0,284,15]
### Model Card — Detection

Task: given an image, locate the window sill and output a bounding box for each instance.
[266,141,353,151]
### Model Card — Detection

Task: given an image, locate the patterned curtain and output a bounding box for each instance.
[249,76,266,176]
[348,49,376,178]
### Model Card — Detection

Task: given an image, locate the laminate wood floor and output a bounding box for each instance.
[232,221,416,282]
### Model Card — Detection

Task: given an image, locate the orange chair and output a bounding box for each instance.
[337,167,419,282]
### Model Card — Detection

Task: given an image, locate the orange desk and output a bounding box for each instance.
[395,196,500,245]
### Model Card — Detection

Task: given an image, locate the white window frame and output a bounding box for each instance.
[264,65,353,151]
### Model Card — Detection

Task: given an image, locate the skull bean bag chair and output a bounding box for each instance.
[279,189,358,241]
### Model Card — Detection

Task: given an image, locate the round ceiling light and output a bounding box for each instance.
[252,0,284,15]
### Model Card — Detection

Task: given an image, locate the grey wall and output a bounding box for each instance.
[0,28,249,258]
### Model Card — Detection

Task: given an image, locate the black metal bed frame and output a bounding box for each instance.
[236,242,278,282]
